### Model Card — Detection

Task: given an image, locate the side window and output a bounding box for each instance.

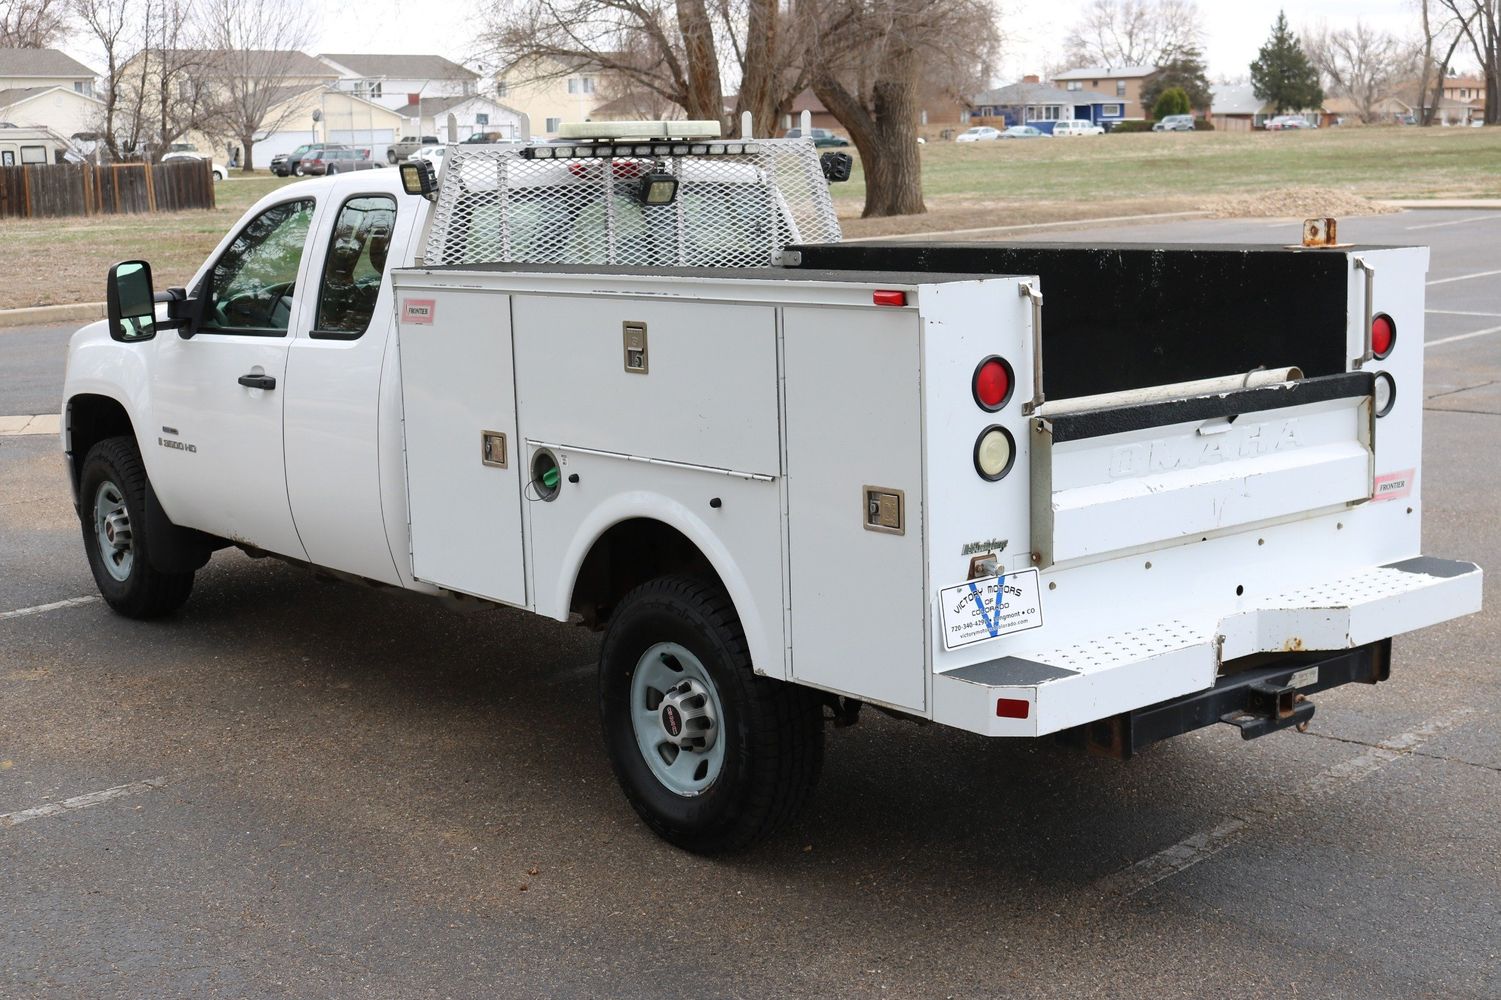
[1,150,13,166]
[202,198,315,335]
[313,194,398,339]
[20,145,47,164]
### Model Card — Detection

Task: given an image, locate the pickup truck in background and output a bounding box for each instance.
[62,122,1482,853]
[387,135,440,163]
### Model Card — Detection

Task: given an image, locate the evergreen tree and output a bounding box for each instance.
[1141,47,1214,113]
[1250,11,1323,113]
[1152,86,1191,120]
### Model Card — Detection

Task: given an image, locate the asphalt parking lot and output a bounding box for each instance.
[1,210,1498,998]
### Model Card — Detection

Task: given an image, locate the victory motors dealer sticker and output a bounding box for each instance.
[939,569,1044,650]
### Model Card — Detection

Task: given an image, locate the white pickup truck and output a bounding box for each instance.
[63,124,1483,852]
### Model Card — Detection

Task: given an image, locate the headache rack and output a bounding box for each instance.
[422,137,842,270]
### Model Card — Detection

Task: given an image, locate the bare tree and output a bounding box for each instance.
[1304,19,1419,122]
[1064,0,1203,68]
[198,0,319,172]
[807,0,998,217]
[1415,0,1476,123]
[0,0,69,47]
[73,0,133,158]
[1437,0,1498,123]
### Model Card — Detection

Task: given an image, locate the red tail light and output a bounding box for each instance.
[1371,314,1395,358]
[973,356,1014,411]
[873,290,906,307]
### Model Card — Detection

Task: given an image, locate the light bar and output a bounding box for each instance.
[520,141,762,160]
[558,120,722,140]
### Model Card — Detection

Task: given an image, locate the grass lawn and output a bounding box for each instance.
[3,127,1499,310]
[0,173,298,310]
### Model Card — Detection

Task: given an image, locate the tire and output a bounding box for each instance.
[78,436,194,619]
[600,575,823,854]
[326,165,337,175]
[293,163,305,176]
[386,150,397,164]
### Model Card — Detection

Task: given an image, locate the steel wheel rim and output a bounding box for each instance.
[629,641,725,796]
[93,480,133,582]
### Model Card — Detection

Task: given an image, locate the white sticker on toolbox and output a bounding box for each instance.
[939,569,1044,650]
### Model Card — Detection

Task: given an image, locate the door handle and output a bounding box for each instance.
[238,373,277,390]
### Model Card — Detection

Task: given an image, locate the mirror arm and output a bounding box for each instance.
[155,286,197,335]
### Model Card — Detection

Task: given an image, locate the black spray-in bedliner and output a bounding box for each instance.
[790,242,1360,400]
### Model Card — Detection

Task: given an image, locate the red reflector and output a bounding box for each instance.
[996,697,1030,719]
[1371,314,1395,358]
[973,357,1013,410]
[873,290,906,307]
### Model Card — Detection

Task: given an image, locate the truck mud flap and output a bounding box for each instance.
[1070,639,1391,759]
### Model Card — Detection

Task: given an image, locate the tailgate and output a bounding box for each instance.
[1031,373,1374,567]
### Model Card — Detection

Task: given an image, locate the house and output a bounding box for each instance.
[319,53,478,112]
[1050,65,1159,120]
[493,56,614,137]
[1414,74,1488,125]
[392,93,529,142]
[969,77,1126,131]
[0,47,99,97]
[0,48,103,138]
[1209,83,1272,131]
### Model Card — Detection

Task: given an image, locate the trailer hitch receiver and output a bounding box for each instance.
[1221,680,1315,740]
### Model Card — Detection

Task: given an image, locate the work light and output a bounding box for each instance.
[638,171,679,206]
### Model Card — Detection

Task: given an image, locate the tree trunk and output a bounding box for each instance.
[735,0,780,136]
[813,49,925,219]
[239,134,254,173]
[674,0,726,127]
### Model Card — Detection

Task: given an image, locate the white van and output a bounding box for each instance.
[1053,119,1105,136]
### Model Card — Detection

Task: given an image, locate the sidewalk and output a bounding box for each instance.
[0,414,61,436]
[0,301,104,329]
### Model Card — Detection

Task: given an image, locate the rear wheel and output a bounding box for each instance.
[78,437,194,619]
[326,165,338,175]
[600,576,823,854]
[293,163,305,176]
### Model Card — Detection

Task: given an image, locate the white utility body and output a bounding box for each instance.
[62,125,1482,851]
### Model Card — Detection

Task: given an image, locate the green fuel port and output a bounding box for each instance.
[531,449,562,501]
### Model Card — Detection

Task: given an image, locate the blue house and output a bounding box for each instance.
[968,78,1127,133]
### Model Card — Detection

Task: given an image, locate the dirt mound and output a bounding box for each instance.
[1204,186,1398,219]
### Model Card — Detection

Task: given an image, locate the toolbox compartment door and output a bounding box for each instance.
[398,289,528,605]
[1033,373,1375,567]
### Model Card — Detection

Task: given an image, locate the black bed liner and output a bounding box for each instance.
[790,241,1370,400]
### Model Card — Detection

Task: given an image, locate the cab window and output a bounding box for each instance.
[201,198,314,335]
[313,194,397,338]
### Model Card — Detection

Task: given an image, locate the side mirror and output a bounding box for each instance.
[819,151,853,183]
[106,260,158,342]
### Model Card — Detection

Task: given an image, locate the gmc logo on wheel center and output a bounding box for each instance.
[1108,419,1302,478]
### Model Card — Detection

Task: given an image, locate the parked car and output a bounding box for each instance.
[160,150,227,181]
[998,125,1048,139]
[461,131,509,144]
[955,126,1001,142]
[1053,119,1105,137]
[1152,114,1196,132]
[410,144,447,173]
[388,135,441,162]
[271,143,350,177]
[782,127,851,148]
[1267,115,1316,130]
[299,147,383,175]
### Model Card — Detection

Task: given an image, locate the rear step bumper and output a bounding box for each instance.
[932,556,1481,738]
[1063,640,1390,759]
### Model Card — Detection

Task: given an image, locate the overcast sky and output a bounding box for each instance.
[64,0,1449,88]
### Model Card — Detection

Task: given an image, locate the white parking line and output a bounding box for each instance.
[1405,215,1500,231]
[1427,268,1501,287]
[1429,324,1501,348]
[0,596,100,621]
[1427,309,1501,318]
[1096,707,1475,900]
[1,777,167,829]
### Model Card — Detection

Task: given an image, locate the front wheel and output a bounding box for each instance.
[78,437,194,619]
[600,576,823,854]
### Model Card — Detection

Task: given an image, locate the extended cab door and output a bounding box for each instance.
[283,192,416,585]
[147,197,319,559]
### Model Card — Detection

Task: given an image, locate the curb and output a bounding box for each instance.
[1379,200,1501,210]
[0,301,106,330]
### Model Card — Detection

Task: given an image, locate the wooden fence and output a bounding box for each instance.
[0,160,216,219]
